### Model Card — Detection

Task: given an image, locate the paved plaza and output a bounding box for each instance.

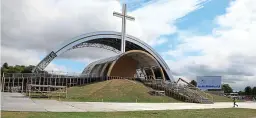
[1,92,256,112]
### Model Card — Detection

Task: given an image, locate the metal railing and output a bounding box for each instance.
[186,87,213,103]
[138,78,213,103]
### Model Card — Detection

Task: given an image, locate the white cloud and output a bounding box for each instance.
[1,46,67,72]
[166,0,256,90]
[149,37,168,46]
[1,0,205,72]
[130,0,206,44]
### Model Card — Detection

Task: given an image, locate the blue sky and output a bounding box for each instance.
[49,0,231,73]
[52,59,85,72]
[161,0,230,60]
[175,0,230,34]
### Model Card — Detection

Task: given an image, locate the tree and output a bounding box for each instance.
[252,87,256,96]
[22,65,35,73]
[1,67,8,75]
[222,84,233,93]
[7,66,18,73]
[1,63,35,74]
[244,86,252,95]
[238,91,244,95]
[3,62,8,69]
[1,62,9,75]
[190,80,197,87]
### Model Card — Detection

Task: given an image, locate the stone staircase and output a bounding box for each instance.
[139,78,213,104]
[184,88,213,104]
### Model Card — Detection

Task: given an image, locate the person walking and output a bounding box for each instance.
[233,97,238,107]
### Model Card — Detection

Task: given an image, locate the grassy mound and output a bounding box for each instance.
[197,92,233,102]
[210,93,233,102]
[188,89,233,102]
[193,90,233,102]
[63,79,181,103]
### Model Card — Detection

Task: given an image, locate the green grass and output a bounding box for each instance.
[204,92,243,102]
[190,89,233,102]
[2,108,256,118]
[61,79,181,103]
[210,93,233,102]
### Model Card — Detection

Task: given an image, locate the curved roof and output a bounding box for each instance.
[33,31,174,81]
[85,50,160,72]
[83,50,161,78]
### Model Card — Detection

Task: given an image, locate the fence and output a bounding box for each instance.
[1,72,109,98]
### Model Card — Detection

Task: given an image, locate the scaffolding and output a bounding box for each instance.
[0,72,106,98]
[27,84,67,98]
[0,71,130,98]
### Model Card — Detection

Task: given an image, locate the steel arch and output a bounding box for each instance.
[33,31,174,81]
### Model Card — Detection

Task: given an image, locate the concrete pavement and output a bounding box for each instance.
[1,92,256,112]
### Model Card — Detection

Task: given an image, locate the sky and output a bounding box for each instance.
[1,0,256,91]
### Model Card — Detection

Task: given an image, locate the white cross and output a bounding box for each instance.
[113,4,135,53]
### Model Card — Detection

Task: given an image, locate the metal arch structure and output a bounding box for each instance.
[66,43,120,54]
[33,31,175,81]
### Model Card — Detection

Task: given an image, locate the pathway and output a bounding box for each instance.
[1,92,256,112]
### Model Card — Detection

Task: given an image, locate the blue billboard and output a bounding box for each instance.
[197,76,222,90]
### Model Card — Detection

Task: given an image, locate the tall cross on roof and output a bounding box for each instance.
[113,4,135,53]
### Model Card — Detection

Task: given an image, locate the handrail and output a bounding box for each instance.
[185,87,203,103]
[188,87,213,103]
[196,88,213,103]
[203,91,213,102]
[134,77,213,103]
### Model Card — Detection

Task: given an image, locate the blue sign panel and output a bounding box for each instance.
[197,76,222,90]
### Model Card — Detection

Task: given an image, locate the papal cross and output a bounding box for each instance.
[113,4,135,53]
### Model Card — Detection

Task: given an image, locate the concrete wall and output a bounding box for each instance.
[110,56,137,77]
